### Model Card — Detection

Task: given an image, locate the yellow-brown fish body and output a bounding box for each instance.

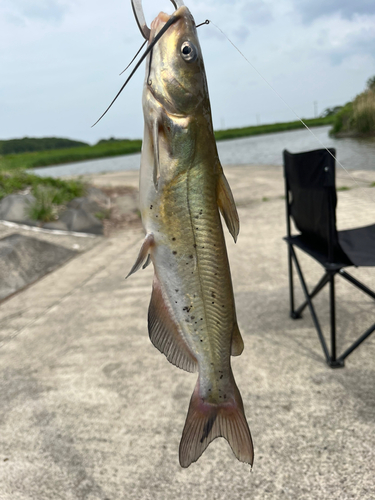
[128,6,253,468]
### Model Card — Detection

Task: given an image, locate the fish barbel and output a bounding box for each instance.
[127,4,254,468]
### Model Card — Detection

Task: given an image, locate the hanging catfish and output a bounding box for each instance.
[126,0,254,468]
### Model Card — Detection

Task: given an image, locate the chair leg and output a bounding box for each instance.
[288,245,300,319]
[290,246,330,363]
[328,273,345,368]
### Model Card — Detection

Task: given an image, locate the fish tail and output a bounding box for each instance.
[179,376,254,468]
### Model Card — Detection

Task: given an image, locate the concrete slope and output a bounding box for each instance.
[0,233,77,301]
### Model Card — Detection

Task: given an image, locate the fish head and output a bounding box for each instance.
[145,6,208,116]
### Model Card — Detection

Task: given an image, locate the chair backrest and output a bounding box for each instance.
[283,148,340,262]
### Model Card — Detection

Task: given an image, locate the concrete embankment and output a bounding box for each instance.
[0,165,374,500]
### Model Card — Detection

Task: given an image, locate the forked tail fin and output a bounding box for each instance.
[179,377,254,468]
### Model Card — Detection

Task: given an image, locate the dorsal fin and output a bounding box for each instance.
[217,167,240,243]
[148,276,198,373]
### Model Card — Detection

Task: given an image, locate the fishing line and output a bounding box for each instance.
[208,20,375,201]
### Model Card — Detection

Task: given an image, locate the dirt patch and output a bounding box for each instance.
[100,186,142,236]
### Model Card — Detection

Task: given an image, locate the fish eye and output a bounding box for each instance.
[181,41,198,62]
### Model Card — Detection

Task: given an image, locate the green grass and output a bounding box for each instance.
[0,170,86,222]
[26,186,58,222]
[337,186,351,191]
[0,139,142,172]
[213,116,335,141]
[331,76,375,136]
[0,170,85,203]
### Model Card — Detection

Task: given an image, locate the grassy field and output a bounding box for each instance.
[0,139,142,172]
[0,117,334,172]
[213,116,334,141]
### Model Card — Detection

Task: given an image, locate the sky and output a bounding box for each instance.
[1,0,375,144]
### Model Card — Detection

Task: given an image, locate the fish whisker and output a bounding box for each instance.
[119,40,147,75]
[92,14,180,127]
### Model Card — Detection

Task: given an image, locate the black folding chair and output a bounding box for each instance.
[283,148,375,367]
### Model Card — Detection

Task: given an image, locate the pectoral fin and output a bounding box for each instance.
[126,233,154,278]
[148,276,198,373]
[217,168,240,243]
[231,322,244,356]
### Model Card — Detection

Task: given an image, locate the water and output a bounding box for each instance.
[32,126,375,178]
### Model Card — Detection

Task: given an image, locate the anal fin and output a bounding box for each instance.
[148,276,198,373]
[231,322,244,356]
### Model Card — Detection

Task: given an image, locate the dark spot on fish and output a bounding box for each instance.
[200,339,203,342]
[172,237,176,241]
[222,305,225,308]
[150,205,153,209]
[193,244,197,248]
[175,301,178,304]
[195,216,199,219]
[200,318,203,321]
[189,255,193,258]
[172,251,177,255]
[211,292,216,298]
[183,306,192,313]
[196,227,199,230]
[212,302,215,304]
[175,289,179,292]
[191,316,195,319]
[200,414,216,443]
[202,246,204,249]
[220,374,223,379]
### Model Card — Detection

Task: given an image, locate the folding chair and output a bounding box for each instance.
[283,148,375,367]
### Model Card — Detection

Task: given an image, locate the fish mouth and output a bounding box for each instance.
[150,12,171,33]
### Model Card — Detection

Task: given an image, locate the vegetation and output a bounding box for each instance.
[331,76,375,136]
[0,170,84,202]
[0,137,88,155]
[213,116,335,141]
[0,139,143,172]
[0,170,86,222]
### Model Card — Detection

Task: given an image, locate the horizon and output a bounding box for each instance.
[1,0,375,144]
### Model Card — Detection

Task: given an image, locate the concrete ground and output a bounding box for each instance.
[0,165,374,500]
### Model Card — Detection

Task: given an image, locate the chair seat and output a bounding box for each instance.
[338,224,375,267]
[284,235,351,270]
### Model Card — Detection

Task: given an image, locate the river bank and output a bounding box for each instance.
[29,126,375,179]
[0,117,334,172]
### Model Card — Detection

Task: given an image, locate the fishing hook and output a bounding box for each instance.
[131,0,185,40]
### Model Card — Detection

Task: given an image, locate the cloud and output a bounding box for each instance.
[294,0,375,23]
[4,0,67,24]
